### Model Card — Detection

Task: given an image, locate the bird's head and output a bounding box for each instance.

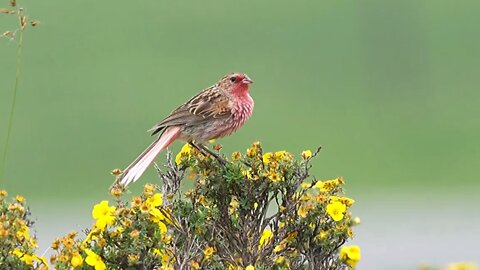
[219,73,253,95]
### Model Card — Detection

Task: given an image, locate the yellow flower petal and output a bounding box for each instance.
[147,193,163,207]
[85,249,106,270]
[301,150,312,159]
[175,143,194,165]
[92,201,116,230]
[258,229,273,250]
[326,201,346,221]
[340,245,361,268]
[262,152,274,164]
[203,246,215,259]
[71,253,83,267]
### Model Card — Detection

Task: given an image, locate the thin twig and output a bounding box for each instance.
[1,11,24,182]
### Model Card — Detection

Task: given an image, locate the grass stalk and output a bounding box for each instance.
[0,13,24,183]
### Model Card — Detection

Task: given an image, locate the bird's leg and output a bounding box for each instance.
[189,142,227,165]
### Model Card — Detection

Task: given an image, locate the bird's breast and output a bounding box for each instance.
[230,94,254,130]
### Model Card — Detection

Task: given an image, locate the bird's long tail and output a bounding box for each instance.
[118,126,181,187]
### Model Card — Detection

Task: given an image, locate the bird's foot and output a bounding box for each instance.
[189,142,227,165]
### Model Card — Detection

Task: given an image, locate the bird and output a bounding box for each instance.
[115,73,254,187]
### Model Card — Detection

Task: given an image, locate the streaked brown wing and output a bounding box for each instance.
[149,87,232,135]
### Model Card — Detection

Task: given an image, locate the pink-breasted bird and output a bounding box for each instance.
[116,73,254,187]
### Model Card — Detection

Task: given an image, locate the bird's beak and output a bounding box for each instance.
[242,75,253,84]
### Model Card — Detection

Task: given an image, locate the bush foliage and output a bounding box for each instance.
[0,190,48,269]
[1,142,361,269]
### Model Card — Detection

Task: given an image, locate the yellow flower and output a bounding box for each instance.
[116,226,125,234]
[203,246,215,259]
[275,256,285,264]
[0,189,8,197]
[110,186,123,197]
[30,238,38,247]
[300,182,311,189]
[153,248,174,268]
[110,168,122,175]
[162,234,172,244]
[312,181,325,191]
[262,152,274,163]
[131,196,142,207]
[143,183,156,196]
[263,151,292,163]
[245,141,262,158]
[12,249,34,265]
[147,193,163,207]
[285,231,298,242]
[175,143,194,165]
[317,230,329,240]
[330,196,355,207]
[274,151,287,159]
[150,207,170,223]
[313,181,329,192]
[36,255,49,267]
[129,230,140,238]
[274,242,286,253]
[190,260,200,270]
[161,252,174,267]
[326,201,346,221]
[15,195,25,203]
[297,205,309,218]
[92,201,116,230]
[231,151,241,160]
[246,265,255,270]
[313,177,343,192]
[228,264,243,270]
[446,262,477,270]
[352,217,361,225]
[229,199,240,215]
[122,219,133,228]
[157,220,168,234]
[62,237,74,248]
[258,229,273,250]
[197,195,208,206]
[242,168,256,180]
[83,227,102,244]
[85,249,106,270]
[140,202,150,213]
[71,253,83,267]
[301,150,312,159]
[246,147,256,157]
[267,171,282,182]
[274,150,292,161]
[9,202,25,213]
[152,248,162,256]
[0,226,8,237]
[16,224,30,240]
[128,254,140,264]
[12,249,48,266]
[340,245,361,268]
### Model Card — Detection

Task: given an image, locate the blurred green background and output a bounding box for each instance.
[1,0,479,269]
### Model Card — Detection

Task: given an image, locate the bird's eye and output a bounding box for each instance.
[230,77,237,82]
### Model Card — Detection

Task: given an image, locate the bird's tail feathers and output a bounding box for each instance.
[118,126,181,187]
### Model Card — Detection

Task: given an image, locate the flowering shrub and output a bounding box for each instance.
[49,142,360,269]
[0,190,49,269]
[420,262,478,270]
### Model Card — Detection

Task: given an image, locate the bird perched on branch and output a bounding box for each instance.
[115,73,254,187]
